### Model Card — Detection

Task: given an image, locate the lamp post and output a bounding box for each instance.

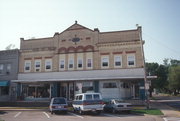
[137,24,150,109]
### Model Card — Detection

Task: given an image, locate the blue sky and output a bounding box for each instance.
[0,0,180,64]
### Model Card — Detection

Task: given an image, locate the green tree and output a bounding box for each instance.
[168,61,180,95]
[146,63,168,96]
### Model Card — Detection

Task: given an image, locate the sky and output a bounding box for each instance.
[0,0,180,64]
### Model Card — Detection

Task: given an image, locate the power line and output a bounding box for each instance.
[142,32,180,56]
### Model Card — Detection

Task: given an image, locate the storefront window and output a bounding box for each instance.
[0,86,9,95]
[22,83,50,99]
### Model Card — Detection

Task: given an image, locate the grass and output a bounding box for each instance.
[132,109,163,115]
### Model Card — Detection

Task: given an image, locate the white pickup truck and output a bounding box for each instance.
[72,93,104,115]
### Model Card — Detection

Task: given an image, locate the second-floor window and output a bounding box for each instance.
[45,59,52,71]
[0,64,4,74]
[35,60,41,72]
[87,58,92,69]
[24,61,31,72]
[114,55,122,67]
[6,64,11,74]
[101,56,109,68]
[127,54,136,67]
[77,58,83,69]
[68,59,74,69]
[59,59,65,70]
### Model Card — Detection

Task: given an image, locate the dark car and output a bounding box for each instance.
[49,97,68,114]
[103,99,133,113]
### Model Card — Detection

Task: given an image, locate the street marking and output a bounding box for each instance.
[43,112,50,119]
[103,113,121,118]
[163,117,180,121]
[163,118,168,121]
[68,112,84,119]
[14,112,22,118]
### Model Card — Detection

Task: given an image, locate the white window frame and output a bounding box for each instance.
[68,59,74,70]
[86,58,93,69]
[114,55,122,68]
[77,58,83,69]
[45,59,52,71]
[6,63,11,74]
[24,60,31,72]
[101,56,109,68]
[0,64,4,75]
[59,59,65,70]
[127,54,136,67]
[34,60,41,72]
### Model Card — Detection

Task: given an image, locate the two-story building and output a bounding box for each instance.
[0,49,19,101]
[12,21,154,101]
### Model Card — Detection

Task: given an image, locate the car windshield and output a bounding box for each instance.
[53,98,66,104]
[114,100,124,103]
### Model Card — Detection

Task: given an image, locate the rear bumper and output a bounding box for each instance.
[82,107,103,111]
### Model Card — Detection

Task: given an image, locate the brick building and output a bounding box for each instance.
[12,21,155,101]
[0,49,19,101]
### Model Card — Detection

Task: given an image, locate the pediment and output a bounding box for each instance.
[61,21,93,34]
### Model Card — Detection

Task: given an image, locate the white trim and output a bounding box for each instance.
[101,56,109,69]
[59,59,65,71]
[127,54,136,67]
[77,58,83,70]
[34,60,41,72]
[45,59,52,71]
[24,60,31,72]
[114,55,122,68]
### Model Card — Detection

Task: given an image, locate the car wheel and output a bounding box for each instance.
[79,108,84,115]
[112,108,117,113]
[96,110,101,115]
[51,111,54,115]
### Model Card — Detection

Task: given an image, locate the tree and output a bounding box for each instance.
[146,63,168,97]
[5,44,16,50]
[146,63,159,97]
[167,59,180,95]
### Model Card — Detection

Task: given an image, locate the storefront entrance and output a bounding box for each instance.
[60,82,74,101]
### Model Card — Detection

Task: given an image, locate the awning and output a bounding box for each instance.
[0,81,9,86]
[11,68,156,83]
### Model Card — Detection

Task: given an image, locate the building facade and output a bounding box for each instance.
[0,49,19,101]
[13,22,153,101]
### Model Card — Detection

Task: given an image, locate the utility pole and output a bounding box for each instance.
[137,24,150,109]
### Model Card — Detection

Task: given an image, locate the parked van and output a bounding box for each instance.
[72,93,104,114]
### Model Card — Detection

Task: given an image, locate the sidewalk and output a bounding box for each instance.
[150,100,180,117]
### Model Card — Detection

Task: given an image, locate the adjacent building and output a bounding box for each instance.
[0,49,19,101]
[12,21,154,101]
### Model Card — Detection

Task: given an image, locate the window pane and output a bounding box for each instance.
[78,59,82,68]
[86,95,92,100]
[128,55,135,66]
[115,56,121,66]
[87,59,92,67]
[103,82,117,88]
[102,57,109,67]
[94,94,100,100]
[60,60,65,69]
[69,60,73,68]
[45,60,52,70]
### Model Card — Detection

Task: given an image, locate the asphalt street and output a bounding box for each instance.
[0,111,158,121]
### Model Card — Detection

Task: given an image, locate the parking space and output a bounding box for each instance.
[0,111,158,121]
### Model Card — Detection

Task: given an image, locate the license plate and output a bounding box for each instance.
[58,106,62,108]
